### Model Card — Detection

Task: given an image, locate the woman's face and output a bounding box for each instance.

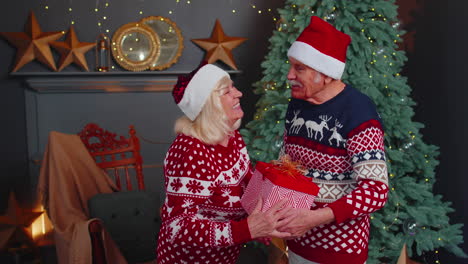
[219,82,244,126]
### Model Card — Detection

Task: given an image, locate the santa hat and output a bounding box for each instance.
[173,63,229,120]
[287,16,351,80]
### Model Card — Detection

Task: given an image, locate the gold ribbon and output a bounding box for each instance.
[270,154,307,179]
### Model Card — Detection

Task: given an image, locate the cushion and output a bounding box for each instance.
[88,190,161,263]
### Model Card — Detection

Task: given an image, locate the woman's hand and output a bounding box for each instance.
[277,207,335,239]
[247,198,292,239]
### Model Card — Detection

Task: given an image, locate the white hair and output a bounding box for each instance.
[174,76,240,145]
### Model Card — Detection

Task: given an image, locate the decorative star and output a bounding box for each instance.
[397,243,422,264]
[50,26,96,71]
[191,19,247,70]
[0,11,63,72]
[0,192,43,250]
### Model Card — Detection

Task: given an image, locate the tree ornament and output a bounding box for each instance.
[403,218,419,236]
[376,48,385,55]
[276,18,289,32]
[191,19,247,70]
[0,11,63,72]
[263,81,275,90]
[325,12,337,23]
[50,26,96,71]
[271,139,283,152]
[400,138,415,151]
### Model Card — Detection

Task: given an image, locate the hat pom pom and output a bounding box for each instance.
[172,61,208,104]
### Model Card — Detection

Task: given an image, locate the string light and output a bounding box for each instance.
[68,0,75,25]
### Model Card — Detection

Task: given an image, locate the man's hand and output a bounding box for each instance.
[277,207,335,238]
[247,198,293,239]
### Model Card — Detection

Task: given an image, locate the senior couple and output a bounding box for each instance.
[156,16,388,264]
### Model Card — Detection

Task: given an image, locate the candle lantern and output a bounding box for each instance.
[95,33,111,72]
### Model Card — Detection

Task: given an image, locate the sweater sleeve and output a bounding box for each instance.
[328,119,389,224]
[161,136,252,248]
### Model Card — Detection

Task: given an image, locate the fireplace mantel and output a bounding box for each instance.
[11,70,241,93]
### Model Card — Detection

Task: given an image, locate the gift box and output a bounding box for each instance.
[241,157,320,214]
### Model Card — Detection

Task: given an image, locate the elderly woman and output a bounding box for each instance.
[157,64,290,264]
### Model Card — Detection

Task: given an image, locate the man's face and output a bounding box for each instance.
[287,57,327,102]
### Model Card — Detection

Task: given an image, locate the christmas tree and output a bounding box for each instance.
[240,0,466,262]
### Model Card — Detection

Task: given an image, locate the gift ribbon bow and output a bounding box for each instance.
[270,155,308,180]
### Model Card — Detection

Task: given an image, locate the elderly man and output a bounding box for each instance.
[278,16,389,264]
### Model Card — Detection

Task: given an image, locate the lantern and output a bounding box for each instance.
[95,33,111,72]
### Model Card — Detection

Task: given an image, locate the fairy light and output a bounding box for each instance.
[68,0,75,25]
[95,1,112,35]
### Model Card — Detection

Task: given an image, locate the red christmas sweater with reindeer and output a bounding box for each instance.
[282,85,389,264]
[157,130,253,264]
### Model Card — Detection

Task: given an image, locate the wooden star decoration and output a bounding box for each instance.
[397,243,422,264]
[0,11,63,72]
[191,19,247,70]
[0,192,43,250]
[50,26,96,71]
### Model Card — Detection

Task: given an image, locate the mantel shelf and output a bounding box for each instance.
[11,70,242,93]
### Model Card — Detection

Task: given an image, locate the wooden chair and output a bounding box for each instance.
[78,123,145,191]
[78,123,160,264]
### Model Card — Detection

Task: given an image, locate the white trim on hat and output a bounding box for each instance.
[177,64,229,120]
[287,41,345,80]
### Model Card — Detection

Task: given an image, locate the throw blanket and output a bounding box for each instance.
[38,131,127,264]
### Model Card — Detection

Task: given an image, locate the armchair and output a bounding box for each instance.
[78,123,161,263]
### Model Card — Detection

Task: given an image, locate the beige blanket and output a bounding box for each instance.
[38,131,127,264]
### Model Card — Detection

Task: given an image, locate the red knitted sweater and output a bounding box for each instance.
[156,131,253,264]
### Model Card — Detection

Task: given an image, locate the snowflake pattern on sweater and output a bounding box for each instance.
[282,85,389,264]
[157,130,253,264]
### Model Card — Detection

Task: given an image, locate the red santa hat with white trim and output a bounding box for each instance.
[287,16,351,80]
[172,62,229,120]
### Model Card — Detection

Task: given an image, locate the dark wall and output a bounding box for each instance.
[0,0,284,208]
[400,0,468,263]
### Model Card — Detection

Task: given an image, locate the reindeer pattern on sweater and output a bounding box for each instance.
[282,85,389,264]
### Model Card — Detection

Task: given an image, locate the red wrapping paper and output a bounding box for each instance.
[241,161,319,214]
